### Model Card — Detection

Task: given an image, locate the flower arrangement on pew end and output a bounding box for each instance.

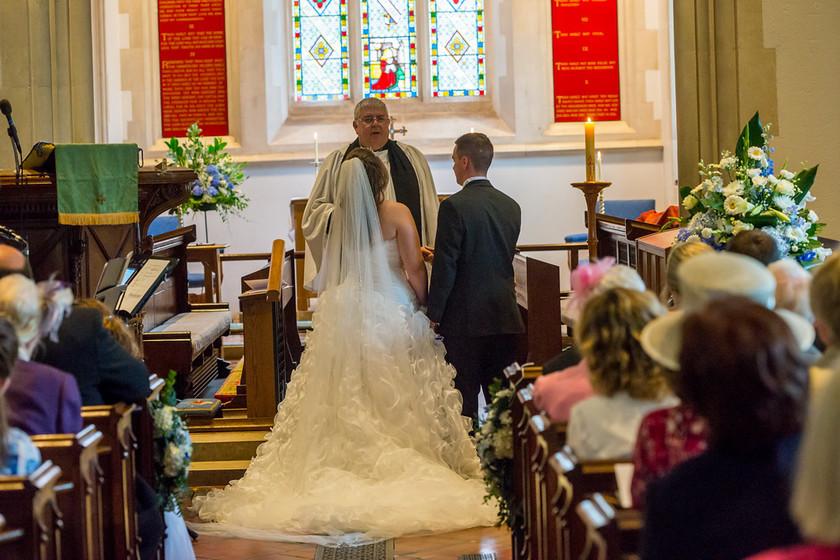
[164,123,249,221]
[150,370,192,511]
[476,377,515,527]
[676,112,831,266]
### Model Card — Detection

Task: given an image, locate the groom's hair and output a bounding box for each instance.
[346,148,388,204]
[454,133,493,174]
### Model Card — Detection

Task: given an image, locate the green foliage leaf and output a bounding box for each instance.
[735,112,764,164]
[793,164,819,205]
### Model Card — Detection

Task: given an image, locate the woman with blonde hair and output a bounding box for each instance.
[566,287,677,459]
[660,241,713,308]
[0,274,82,435]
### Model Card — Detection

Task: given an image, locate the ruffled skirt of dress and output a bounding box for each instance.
[191,283,497,545]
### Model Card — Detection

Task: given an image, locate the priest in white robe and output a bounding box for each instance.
[302,98,439,289]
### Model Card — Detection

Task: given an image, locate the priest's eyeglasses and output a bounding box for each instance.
[359,115,389,125]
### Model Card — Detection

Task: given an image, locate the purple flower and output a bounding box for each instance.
[210,174,221,187]
[798,251,816,263]
[191,184,203,196]
[208,186,218,197]
[205,164,219,177]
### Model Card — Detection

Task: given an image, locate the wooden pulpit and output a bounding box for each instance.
[0,167,196,298]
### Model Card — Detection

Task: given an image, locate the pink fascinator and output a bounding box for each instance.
[563,258,616,325]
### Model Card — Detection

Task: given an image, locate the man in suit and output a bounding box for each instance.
[427,133,524,420]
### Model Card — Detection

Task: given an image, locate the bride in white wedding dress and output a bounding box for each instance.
[192,149,496,545]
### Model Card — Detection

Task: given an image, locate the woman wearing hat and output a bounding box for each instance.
[640,296,809,560]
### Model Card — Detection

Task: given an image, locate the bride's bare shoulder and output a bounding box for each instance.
[378,200,412,222]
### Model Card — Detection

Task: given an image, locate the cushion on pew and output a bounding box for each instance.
[148,310,231,358]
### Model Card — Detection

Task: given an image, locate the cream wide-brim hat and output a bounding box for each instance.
[640,251,815,371]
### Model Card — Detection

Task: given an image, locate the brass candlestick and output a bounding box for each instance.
[571,181,612,259]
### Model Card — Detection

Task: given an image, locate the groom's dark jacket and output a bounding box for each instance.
[427,179,524,337]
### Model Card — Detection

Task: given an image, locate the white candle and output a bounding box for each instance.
[585,118,596,182]
[314,132,319,162]
[597,151,602,181]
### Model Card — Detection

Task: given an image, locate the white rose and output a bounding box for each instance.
[163,442,184,477]
[493,427,514,459]
[722,181,744,197]
[748,146,765,160]
[777,179,796,196]
[701,227,713,239]
[724,195,749,215]
[767,174,779,185]
[720,156,736,168]
[752,176,768,187]
[780,169,795,180]
[683,195,698,210]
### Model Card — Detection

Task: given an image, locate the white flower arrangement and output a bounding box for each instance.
[677,112,831,265]
[165,123,248,221]
[151,371,193,511]
[476,379,515,527]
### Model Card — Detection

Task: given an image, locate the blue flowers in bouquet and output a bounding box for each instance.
[165,123,248,221]
[677,112,831,265]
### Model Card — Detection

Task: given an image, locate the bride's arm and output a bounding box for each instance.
[394,205,429,306]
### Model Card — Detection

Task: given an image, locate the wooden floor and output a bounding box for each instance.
[190,526,512,559]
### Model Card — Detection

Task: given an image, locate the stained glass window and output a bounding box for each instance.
[361,0,417,98]
[294,0,349,101]
[430,0,485,97]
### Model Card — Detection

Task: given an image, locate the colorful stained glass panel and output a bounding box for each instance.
[361,0,418,98]
[430,0,485,97]
[294,0,349,101]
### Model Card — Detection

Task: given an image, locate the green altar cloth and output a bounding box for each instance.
[55,143,139,225]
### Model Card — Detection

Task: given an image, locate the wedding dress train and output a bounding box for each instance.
[192,159,496,545]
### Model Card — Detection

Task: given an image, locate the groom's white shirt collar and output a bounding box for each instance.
[464,176,488,186]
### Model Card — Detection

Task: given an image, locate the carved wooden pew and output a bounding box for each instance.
[0,461,63,560]
[31,426,105,560]
[239,240,302,418]
[577,492,643,560]
[504,362,541,560]
[140,225,231,398]
[82,403,140,560]
[513,244,587,365]
[550,446,637,560]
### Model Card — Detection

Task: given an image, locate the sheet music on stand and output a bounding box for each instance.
[116,258,173,317]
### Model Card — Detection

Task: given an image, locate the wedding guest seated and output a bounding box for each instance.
[746,368,840,560]
[0,274,83,436]
[75,301,171,560]
[565,288,677,458]
[0,318,41,475]
[535,259,647,419]
[659,241,713,308]
[807,253,840,394]
[0,245,151,406]
[640,297,812,560]
[769,259,813,322]
[726,229,781,265]
[635,252,816,511]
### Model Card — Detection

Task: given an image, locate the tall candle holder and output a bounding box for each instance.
[571,181,612,259]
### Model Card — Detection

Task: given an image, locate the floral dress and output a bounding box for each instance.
[631,403,708,508]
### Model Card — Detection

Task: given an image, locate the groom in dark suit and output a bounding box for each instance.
[427,133,524,420]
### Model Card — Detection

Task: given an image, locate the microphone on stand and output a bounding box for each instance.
[0,99,23,174]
